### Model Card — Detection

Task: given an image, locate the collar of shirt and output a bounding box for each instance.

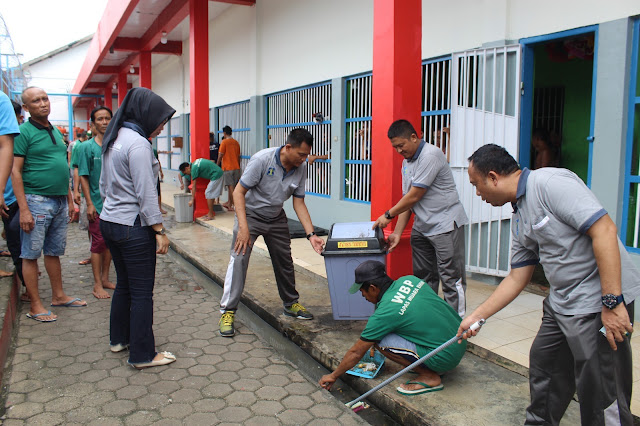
[408,140,426,163]
[275,146,297,179]
[512,167,531,213]
[28,118,57,145]
[122,121,147,138]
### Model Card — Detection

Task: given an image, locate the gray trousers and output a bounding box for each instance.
[220,210,299,312]
[410,225,466,317]
[525,297,634,426]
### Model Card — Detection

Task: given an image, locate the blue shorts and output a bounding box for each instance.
[378,333,441,373]
[20,194,68,259]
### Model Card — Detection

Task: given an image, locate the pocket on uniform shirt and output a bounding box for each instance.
[532,215,550,230]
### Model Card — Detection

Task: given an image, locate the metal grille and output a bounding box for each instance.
[422,57,452,162]
[345,74,372,203]
[217,100,251,170]
[266,82,332,197]
[451,45,521,277]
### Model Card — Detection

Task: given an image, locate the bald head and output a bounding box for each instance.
[21,87,50,122]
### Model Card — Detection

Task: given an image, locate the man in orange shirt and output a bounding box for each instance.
[217,125,241,211]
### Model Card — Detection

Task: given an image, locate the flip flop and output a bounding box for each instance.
[26,311,57,322]
[78,258,91,265]
[51,297,87,308]
[396,381,444,395]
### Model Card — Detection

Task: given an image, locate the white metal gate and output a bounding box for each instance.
[450,45,521,276]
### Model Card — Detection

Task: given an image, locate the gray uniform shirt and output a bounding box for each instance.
[510,168,640,315]
[239,147,306,221]
[99,127,163,227]
[402,141,468,236]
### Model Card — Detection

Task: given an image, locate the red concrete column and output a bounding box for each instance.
[371,0,422,279]
[139,51,152,89]
[103,87,112,110]
[189,0,210,219]
[118,72,128,106]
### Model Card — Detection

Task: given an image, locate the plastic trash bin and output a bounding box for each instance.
[173,193,193,222]
[322,222,388,320]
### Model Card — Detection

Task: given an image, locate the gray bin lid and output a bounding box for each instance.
[323,222,388,255]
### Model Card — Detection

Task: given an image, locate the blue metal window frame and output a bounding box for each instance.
[519,25,599,186]
[264,81,332,198]
[420,55,452,125]
[621,19,640,254]
[343,72,372,204]
[216,99,251,160]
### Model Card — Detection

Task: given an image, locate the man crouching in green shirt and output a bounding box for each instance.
[319,260,466,395]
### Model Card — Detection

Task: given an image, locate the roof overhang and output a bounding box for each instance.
[72,0,255,108]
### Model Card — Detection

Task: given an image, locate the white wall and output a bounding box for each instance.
[421,0,640,60]
[25,41,90,126]
[152,55,188,115]
[209,5,256,106]
[255,0,373,95]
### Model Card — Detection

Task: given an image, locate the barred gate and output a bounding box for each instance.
[451,45,521,277]
[344,74,372,203]
[217,100,251,170]
[422,57,452,161]
[265,82,332,197]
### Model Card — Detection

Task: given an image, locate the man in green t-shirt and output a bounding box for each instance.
[179,159,223,220]
[319,260,466,395]
[78,106,115,300]
[13,87,87,323]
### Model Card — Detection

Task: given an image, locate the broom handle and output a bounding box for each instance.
[345,319,485,408]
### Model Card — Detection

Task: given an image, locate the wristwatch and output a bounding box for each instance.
[154,227,167,236]
[602,294,624,309]
[384,210,394,220]
[306,232,316,240]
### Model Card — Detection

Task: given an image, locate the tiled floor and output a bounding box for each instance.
[160,183,640,415]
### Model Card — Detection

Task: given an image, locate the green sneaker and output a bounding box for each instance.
[283,302,314,320]
[219,311,235,337]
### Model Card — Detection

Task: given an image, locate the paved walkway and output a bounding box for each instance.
[1,225,366,426]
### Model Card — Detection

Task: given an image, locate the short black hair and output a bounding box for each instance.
[360,275,393,293]
[90,105,113,123]
[286,128,313,148]
[222,125,232,135]
[11,100,21,117]
[387,119,417,140]
[179,162,190,172]
[468,144,520,177]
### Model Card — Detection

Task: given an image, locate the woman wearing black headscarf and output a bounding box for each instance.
[99,88,176,369]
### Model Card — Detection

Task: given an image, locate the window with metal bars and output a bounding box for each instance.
[344,74,372,203]
[265,82,332,197]
[422,57,452,162]
[216,100,251,170]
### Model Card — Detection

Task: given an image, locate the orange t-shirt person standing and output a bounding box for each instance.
[217,125,241,210]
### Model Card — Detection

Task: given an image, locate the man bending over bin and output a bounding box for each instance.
[319,260,466,395]
[179,159,223,220]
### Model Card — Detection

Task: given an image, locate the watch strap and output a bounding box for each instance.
[306,231,316,240]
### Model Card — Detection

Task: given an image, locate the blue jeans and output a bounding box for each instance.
[20,194,68,259]
[100,216,157,364]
